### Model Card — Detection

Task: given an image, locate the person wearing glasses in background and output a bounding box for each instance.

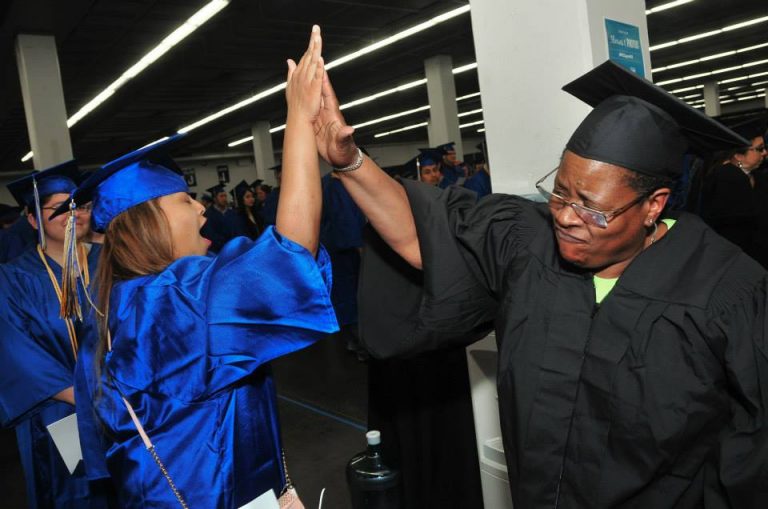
[0,162,111,508]
[311,60,768,508]
[701,115,768,268]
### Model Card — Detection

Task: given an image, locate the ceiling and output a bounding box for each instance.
[0,0,765,174]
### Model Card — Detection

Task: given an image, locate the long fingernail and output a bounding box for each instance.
[312,25,320,33]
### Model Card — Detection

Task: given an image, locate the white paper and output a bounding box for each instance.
[46,412,82,474]
[238,489,280,509]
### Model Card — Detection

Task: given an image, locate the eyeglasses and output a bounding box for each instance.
[535,167,647,229]
[41,203,93,213]
[745,144,766,153]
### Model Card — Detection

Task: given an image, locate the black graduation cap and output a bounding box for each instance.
[562,60,750,177]
[269,164,282,174]
[250,179,264,189]
[721,110,768,141]
[207,184,227,196]
[229,180,251,206]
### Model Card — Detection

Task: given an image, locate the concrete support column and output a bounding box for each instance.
[424,55,463,159]
[468,0,650,195]
[15,34,73,169]
[703,81,721,117]
[764,92,768,109]
[250,122,276,185]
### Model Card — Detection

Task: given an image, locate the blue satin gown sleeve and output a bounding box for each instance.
[0,269,74,427]
[106,226,338,401]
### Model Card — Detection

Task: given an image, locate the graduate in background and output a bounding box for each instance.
[200,183,231,252]
[320,170,367,358]
[0,162,110,508]
[226,179,264,240]
[62,26,336,508]
[261,164,282,225]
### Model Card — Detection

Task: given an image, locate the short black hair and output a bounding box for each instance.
[623,170,675,196]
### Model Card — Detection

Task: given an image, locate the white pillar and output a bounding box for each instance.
[469,0,650,195]
[15,34,73,169]
[703,81,721,117]
[424,55,463,159]
[251,121,276,185]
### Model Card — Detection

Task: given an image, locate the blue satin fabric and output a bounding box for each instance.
[76,227,338,508]
[0,244,109,508]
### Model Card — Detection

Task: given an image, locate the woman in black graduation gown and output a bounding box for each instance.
[701,119,768,268]
[310,61,768,508]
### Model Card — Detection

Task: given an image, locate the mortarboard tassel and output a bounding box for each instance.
[60,199,83,321]
[32,178,46,251]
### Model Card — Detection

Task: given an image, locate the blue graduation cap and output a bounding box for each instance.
[436,142,456,154]
[7,160,82,210]
[50,134,188,232]
[207,184,227,196]
[6,160,83,249]
[417,148,442,167]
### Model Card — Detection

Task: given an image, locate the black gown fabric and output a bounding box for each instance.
[701,162,768,269]
[359,180,768,509]
[364,229,484,509]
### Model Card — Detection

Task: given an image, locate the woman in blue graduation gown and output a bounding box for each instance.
[66,28,337,508]
[0,162,109,508]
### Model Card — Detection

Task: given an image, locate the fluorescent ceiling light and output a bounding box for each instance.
[719,70,768,85]
[227,74,481,147]
[21,151,33,162]
[352,105,430,129]
[457,92,481,101]
[477,128,485,133]
[70,0,230,129]
[458,108,483,118]
[656,58,768,86]
[650,15,768,51]
[340,79,426,110]
[670,84,703,93]
[20,0,230,162]
[646,0,695,15]
[324,5,470,71]
[181,5,472,134]
[374,122,429,138]
[452,62,478,74]
[652,41,768,74]
[459,119,484,129]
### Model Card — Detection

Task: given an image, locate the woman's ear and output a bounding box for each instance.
[647,188,671,222]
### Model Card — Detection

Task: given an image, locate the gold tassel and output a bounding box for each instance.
[60,200,83,321]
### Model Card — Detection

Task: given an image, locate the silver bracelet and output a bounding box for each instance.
[333,148,364,173]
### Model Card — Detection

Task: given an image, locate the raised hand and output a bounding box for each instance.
[313,71,359,168]
[285,25,324,124]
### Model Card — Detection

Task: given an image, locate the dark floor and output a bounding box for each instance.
[0,332,368,509]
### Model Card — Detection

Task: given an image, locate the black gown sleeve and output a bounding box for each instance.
[359,179,541,358]
[706,265,768,507]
